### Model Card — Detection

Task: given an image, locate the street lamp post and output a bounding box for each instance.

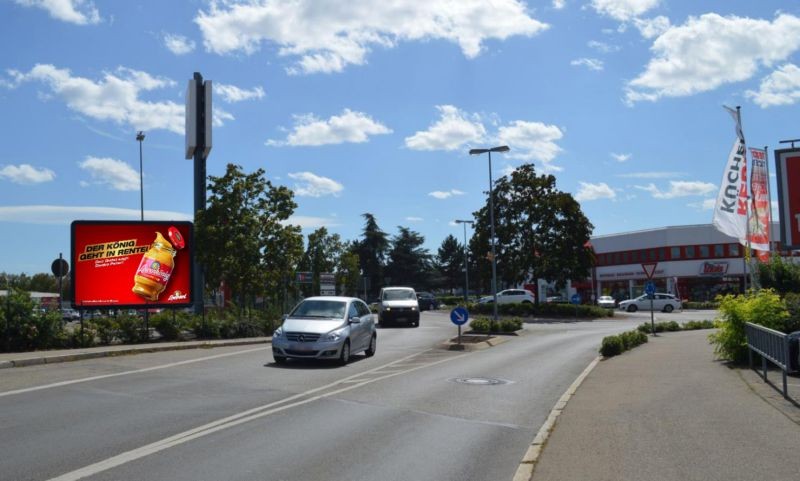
[136,131,145,221]
[454,220,474,303]
[469,145,510,330]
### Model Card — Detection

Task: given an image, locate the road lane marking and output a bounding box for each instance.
[47,349,468,481]
[0,347,268,399]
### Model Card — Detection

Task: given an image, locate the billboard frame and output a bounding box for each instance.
[774,148,800,250]
[71,220,195,310]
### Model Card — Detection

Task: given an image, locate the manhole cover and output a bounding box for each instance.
[449,377,510,386]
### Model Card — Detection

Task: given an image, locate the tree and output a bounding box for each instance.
[471,163,594,299]
[195,163,301,312]
[436,234,464,294]
[354,214,389,298]
[337,249,362,297]
[299,227,344,296]
[385,226,433,288]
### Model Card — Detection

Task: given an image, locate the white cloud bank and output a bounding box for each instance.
[268,109,391,146]
[590,0,660,22]
[0,164,55,184]
[626,13,800,104]
[575,182,616,201]
[163,34,196,55]
[288,172,344,197]
[0,205,190,224]
[15,0,100,25]
[429,189,465,200]
[79,156,140,191]
[746,64,800,107]
[405,105,486,152]
[195,0,548,74]
[215,83,265,103]
[635,180,715,199]
[571,58,604,71]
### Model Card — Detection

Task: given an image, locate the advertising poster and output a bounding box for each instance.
[72,221,193,308]
[748,147,770,262]
[775,148,800,250]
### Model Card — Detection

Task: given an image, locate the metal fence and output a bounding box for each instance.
[744,322,795,399]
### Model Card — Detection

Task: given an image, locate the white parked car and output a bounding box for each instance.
[619,293,681,313]
[378,287,420,327]
[478,289,535,305]
[597,296,616,308]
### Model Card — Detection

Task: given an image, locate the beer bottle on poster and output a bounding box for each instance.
[132,226,186,301]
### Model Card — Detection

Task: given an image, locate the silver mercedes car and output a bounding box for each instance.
[271,296,377,365]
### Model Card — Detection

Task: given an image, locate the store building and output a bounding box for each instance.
[588,223,786,303]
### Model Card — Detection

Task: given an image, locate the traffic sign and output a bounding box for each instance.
[645,281,656,298]
[450,307,469,326]
[51,258,69,277]
[296,272,312,283]
[570,293,581,305]
[641,262,658,279]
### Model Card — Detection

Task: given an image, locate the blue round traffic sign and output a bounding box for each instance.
[450,307,469,326]
[645,281,656,298]
[570,293,581,305]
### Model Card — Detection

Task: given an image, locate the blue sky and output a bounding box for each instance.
[2,0,800,275]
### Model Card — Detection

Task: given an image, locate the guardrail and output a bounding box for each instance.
[744,322,796,399]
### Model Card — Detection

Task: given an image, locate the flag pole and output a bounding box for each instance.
[764,145,773,258]
[738,106,751,292]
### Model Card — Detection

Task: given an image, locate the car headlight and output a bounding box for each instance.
[385,307,391,311]
[322,327,346,342]
[273,326,283,338]
[410,306,416,311]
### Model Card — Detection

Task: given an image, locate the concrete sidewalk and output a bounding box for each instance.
[530,330,800,481]
[0,337,270,369]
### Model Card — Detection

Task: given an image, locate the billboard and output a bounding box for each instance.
[774,148,800,250]
[71,221,193,308]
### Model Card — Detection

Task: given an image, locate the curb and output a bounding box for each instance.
[513,356,602,481]
[0,339,270,369]
[441,334,513,351]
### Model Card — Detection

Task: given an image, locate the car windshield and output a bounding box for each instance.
[382,290,415,300]
[289,300,346,319]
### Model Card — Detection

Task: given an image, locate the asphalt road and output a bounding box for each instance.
[1,311,644,481]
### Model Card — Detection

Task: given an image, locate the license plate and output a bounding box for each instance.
[396,317,406,322]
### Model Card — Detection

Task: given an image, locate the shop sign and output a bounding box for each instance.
[699,261,728,276]
[775,148,800,249]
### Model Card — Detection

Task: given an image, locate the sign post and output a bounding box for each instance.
[450,307,469,347]
[51,253,69,312]
[645,280,656,336]
[570,293,581,320]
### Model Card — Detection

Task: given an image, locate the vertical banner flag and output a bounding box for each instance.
[712,106,748,243]
[749,147,770,261]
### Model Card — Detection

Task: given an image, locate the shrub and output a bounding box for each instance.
[683,320,715,330]
[150,311,190,341]
[781,292,800,333]
[468,301,612,319]
[115,314,143,343]
[498,317,523,332]
[468,317,491,333]
[90,317,118,345]
[619,330,648,350]
[683,301,719,310]
[709,290,789,363]
[600,335,623,357]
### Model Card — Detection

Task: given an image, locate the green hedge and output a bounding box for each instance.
[600,329,648,357]
[683,301,719,310]
[468,316,523,333]
[468,302,612,318]
[637,320,715,334]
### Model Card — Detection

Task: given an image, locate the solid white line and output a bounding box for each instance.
[0,347,268,398]
[47,349,468,481]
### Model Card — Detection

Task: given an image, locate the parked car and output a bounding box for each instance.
[478,289,535,305]
[271,296,376,365]
[378,287,420,327]
[619,293,682,313]
[597,295,616,308]
[545,295,567,304]
[416,291,439,311]
[60,308,80,321]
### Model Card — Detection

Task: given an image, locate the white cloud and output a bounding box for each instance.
[626,13,800,104]
[611,152,631,162]
[496,121,564,172]
[267,109,391,146]
[215,83,265,103]
[0,164,55,184]
[617,171,683,179]
[285,215,340,229]
[746,64,800,108]
[429,189,465,200]
[591,0,660,22]
[0,205,190,224]
[688,198,716,211]
[635,180,715,199]
[588,40,619,53]
[163,33,196,55]
[15,0,100,25]
[575,182,616,201]
[571,58,604,71]
[405,216,424,222]
[633,16,670,39]
[405,105,486,151]
[287,171,344,197]
[552,0,566,9]
[196,0,548,75]
[3,64,188,133]
[79,156,139,191]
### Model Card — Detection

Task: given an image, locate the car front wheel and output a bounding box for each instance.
[338,340,351,365]
[627,305,638,312]
[365,334,376,357]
